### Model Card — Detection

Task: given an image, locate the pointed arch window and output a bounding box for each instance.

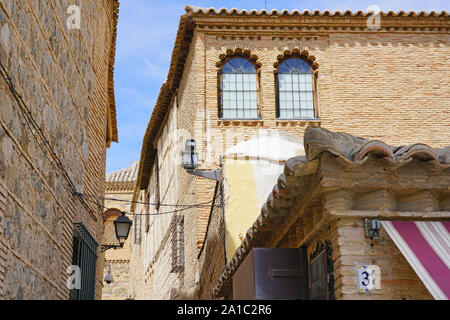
[276,57,316,119]
[219,57,259,119]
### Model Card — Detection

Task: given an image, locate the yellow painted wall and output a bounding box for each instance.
[223,160,260,261]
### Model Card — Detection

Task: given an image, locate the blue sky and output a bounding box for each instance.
[106,0,449,173]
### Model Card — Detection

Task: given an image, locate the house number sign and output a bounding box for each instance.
[357,265,381,293]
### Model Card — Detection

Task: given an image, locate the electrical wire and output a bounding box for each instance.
[76,192,217,208]
[83,193,221,217]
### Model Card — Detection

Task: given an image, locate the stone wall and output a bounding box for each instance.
[0,0,117,300]
[102,260,131,300]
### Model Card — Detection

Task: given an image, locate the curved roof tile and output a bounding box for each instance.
[213,126,450,297]
[185,6,448,17]
[106,161,139,184]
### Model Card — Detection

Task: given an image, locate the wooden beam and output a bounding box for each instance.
[327,209,450,221]
[268,173,321,248]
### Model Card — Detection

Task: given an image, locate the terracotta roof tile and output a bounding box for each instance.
[185,6,448,17]
[106,161,139,183]
[213,126,450,298]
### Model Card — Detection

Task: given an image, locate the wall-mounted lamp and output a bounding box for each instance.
[364,218,381,240]
[114,212,132,243]
[182,139,221,181]
[182,139,199,170]
[101,212,132,252]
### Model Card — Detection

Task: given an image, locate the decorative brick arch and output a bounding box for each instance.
[273,48,319,72]
[216,44,262,70]
[104,208,121,221]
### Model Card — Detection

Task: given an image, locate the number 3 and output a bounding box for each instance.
[361,271,370,286]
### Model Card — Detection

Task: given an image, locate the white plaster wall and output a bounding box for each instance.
[225,129,305,207]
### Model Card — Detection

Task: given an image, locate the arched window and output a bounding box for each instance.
[276,57,316,119]
[219,57,259,119]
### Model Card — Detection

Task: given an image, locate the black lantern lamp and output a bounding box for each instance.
[101,211,132,252]
[114,211,132,245]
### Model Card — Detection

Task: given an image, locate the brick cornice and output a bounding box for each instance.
[105,259,130,264]
[189,8,449,32]
[194,18,450,32]
[105,181,135,193]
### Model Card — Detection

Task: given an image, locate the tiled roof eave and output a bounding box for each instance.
[187,7,449,31]
[212,126,450,298]
[105,182,135,193]
[185,6,448,18]
[105,162,139,184]
[132,14,195,210]
[108,0,120,143]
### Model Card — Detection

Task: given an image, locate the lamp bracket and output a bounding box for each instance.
[186,168,222,181]
[101,242,124,253]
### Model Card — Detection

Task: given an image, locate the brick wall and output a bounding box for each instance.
[197,187,226,300]
[200,33,449,157]
[197,30,448,299]
[330,219,433,300]
[0,0,116,299]
[174,33,201,298]
[102,260,131,300]
[131,16,449,300]
[129,35,200,299]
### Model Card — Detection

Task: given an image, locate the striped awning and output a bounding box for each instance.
[382,221,450,300]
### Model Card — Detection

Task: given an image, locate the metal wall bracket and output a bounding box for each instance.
[186,168,222,181]
[101,243,124,253]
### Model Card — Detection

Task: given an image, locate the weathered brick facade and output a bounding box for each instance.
[214,127,449,299]
[0,0,118,300]
[129,7,449,300]
[330,219,432,299]
[101,162,138,300]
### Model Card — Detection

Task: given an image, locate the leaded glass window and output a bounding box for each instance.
[277,58,316,119]
[220,57,259,119]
